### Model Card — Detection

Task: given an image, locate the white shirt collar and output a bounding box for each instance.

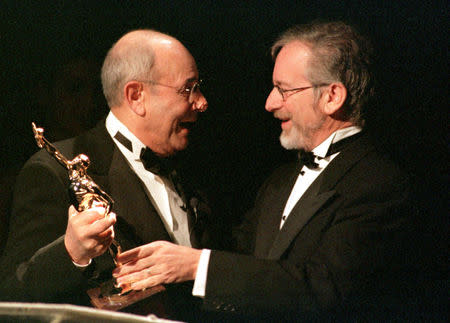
[312,126,362,158]
[105,111,146,160]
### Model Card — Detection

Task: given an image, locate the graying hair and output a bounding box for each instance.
[101,30,157,107]
[271,21,374,126]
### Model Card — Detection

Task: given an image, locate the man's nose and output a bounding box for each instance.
[193,92,208,112]
[265,87,282,112]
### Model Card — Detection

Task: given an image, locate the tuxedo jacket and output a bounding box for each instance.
[203,133,418,320]
[0,120,212,313]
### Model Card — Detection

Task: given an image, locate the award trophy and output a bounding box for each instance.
[31,123,166,312]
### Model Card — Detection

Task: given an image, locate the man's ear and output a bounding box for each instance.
[322,82,347,115]
[124,81,146,116]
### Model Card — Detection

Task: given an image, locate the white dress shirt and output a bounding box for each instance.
[192,126,362,297]
[280,126,361,228]
[105,111,192,247]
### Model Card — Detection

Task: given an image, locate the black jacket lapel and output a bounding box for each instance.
[73,120,171,249]
[254,163,299,258]
[266,133,374,260]
[108,148,171,248]
[267,190,335,260]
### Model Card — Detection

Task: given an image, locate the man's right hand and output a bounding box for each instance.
[64,205,116,265]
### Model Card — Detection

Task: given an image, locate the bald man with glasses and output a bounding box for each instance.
[1,29,214,321]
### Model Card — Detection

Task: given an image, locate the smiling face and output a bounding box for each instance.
[125,36,207,156]
[265,41,327,151]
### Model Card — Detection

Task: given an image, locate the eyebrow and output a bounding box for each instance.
[273,80,291,87]
[185,77,198,84]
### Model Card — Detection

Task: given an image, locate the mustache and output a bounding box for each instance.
[273,111,291,120]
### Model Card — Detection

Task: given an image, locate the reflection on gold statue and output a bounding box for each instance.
[32,122,120,260]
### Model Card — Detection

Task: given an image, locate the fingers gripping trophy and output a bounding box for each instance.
[31,123,165,311]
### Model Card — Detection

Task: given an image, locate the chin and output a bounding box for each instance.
[280,131,302,150]
[172,140,189,153]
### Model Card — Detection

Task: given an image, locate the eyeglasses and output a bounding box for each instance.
[139,79,203,103]
[273,83,329,101]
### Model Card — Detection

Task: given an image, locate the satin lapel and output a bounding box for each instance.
[73,120,170,249]
[314,134,373,193]
[254,163,299,258]
[267,189,335,260]
[267,133,373,260]
[107,148,171,248]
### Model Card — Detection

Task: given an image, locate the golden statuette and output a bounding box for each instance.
[31,123,165,311]
[32,122,114,216]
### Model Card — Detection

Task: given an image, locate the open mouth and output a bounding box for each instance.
[179,121,195,131]
[280,118,291,129]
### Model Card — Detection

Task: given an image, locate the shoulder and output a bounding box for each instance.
[29,119,113,172]
[25,137,76,170]
[345,141,409,187]
[21,119,110,177]
[330,141,412,205]
[329,132,409,187]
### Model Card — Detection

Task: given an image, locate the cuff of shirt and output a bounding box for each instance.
[192,249,211,298]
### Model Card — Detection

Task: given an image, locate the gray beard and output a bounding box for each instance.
[279,115,326,150]
[280,126,306,150]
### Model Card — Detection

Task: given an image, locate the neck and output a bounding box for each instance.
[307,120,355,151]
[111,108,168,156]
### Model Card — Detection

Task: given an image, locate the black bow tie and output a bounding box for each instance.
[114,131,177,177]
[139,147,177,177]
[297,150,319,169]
[297,132,363,171]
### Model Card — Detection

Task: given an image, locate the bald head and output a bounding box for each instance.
[101,29,192,108]
[100,29,206,156]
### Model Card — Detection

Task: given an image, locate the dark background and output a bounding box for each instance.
[0,0,447,263]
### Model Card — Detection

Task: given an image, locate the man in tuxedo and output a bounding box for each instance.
[0,29,212,319]
[112,21,419,320]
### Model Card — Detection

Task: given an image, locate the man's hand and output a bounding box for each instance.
[64,205,116,265]
[112,241,201,291]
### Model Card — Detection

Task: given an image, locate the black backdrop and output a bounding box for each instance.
[0,1,447,253]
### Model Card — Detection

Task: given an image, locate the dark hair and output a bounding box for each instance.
[271,21,374,126]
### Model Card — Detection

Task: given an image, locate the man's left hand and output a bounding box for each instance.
[112,241,201,291]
